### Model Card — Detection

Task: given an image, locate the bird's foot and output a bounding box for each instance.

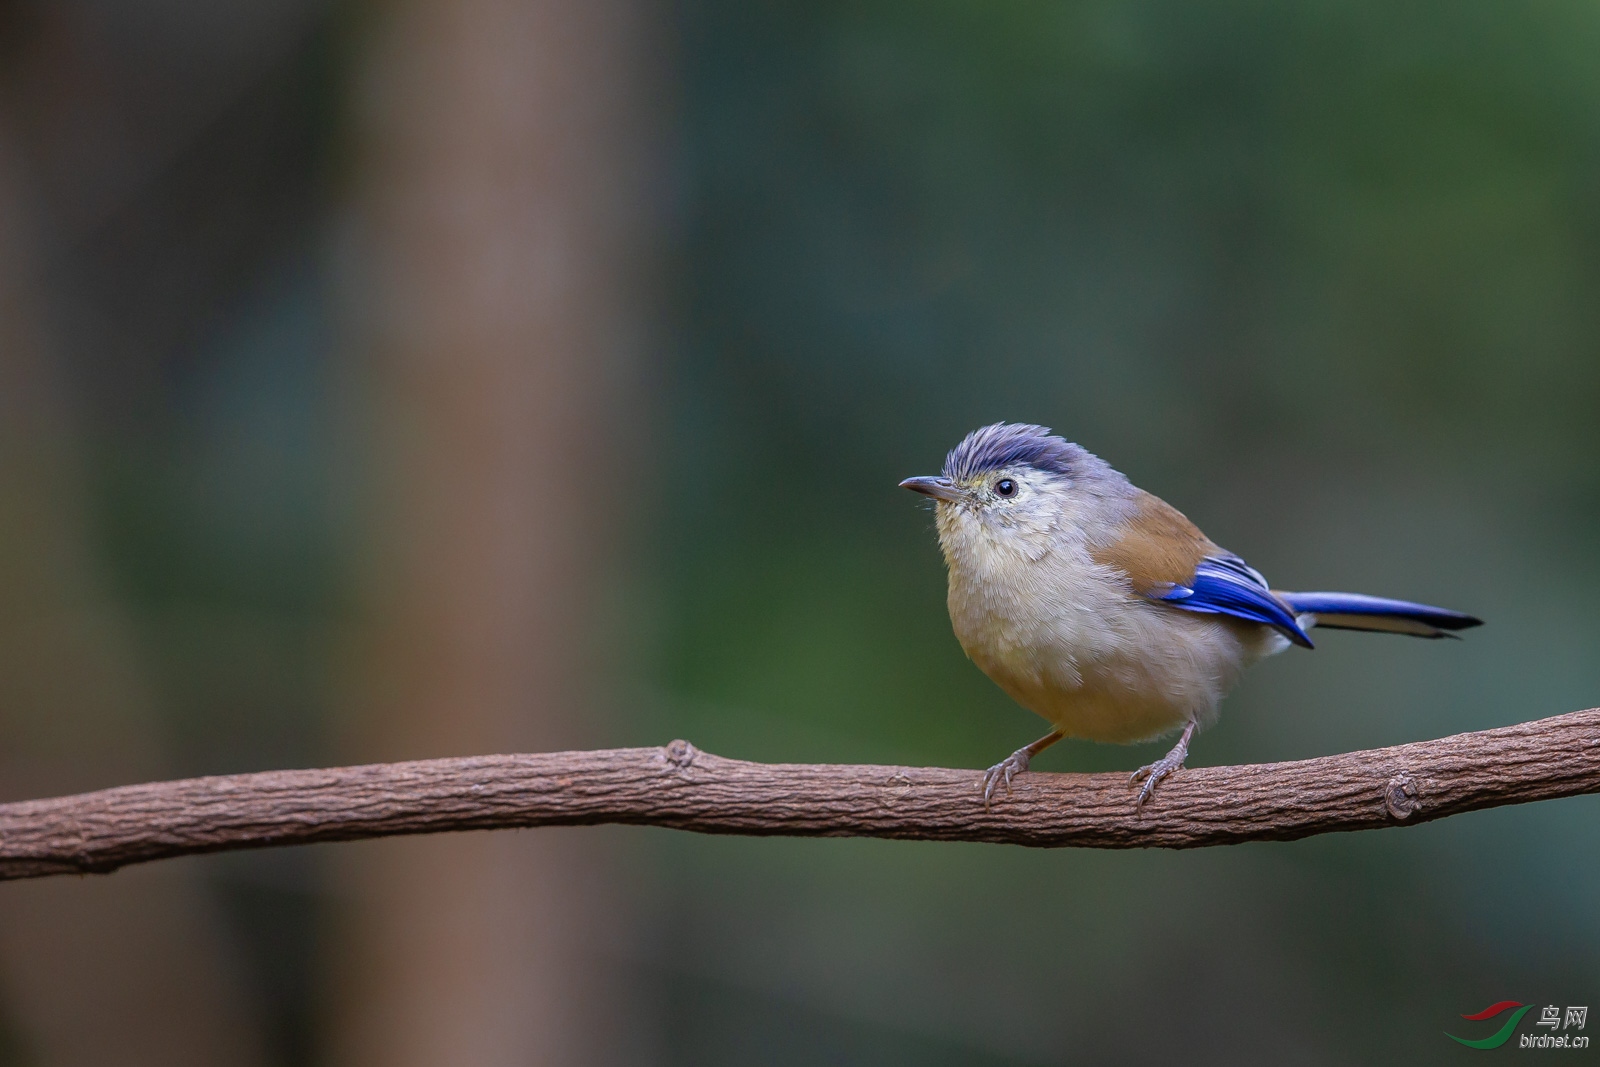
[1128,752,1185,807]
[1128,720,1197,808]
[982,748,1032,806]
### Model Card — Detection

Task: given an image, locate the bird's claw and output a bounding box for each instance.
[1129,754,1185,808]
[981,750,1031,807]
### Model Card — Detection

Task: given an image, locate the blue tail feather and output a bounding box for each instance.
[1279,592,1482,639]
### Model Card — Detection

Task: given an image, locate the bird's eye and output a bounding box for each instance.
[995,478,1017,498]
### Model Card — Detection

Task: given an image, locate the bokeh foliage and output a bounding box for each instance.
[651,0,1600,1060]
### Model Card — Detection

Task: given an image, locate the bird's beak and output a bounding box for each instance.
[899,475,964,503]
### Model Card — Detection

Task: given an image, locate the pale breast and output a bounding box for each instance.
[946,536,1275,744]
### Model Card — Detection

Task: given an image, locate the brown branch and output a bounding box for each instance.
[1,708,1597,881]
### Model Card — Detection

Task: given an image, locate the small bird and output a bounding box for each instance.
[900,423,1481,806]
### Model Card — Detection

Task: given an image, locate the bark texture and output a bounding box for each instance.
[0,708,1594,878]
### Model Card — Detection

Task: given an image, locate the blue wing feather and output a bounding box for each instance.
[1147,555,1314,648]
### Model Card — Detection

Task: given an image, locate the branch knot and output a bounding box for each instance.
[664,739,698,771]
[1385,771,1421,820]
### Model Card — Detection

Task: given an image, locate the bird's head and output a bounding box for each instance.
[900,423,1121,565]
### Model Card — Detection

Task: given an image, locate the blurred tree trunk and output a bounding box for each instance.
[0,132,269,1067]
[327,1,659,1064]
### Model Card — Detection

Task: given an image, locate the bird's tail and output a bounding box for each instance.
[1277,591,1483,640]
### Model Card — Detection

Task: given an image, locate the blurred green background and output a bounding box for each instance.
[0,0,1595,1063]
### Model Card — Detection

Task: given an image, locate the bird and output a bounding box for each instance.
[899,422,1481,806]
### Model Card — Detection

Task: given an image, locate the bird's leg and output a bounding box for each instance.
[1129,719,1197,807]
[982,730,1064,806]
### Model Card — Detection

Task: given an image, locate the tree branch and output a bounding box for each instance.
[1,708,1596,881]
